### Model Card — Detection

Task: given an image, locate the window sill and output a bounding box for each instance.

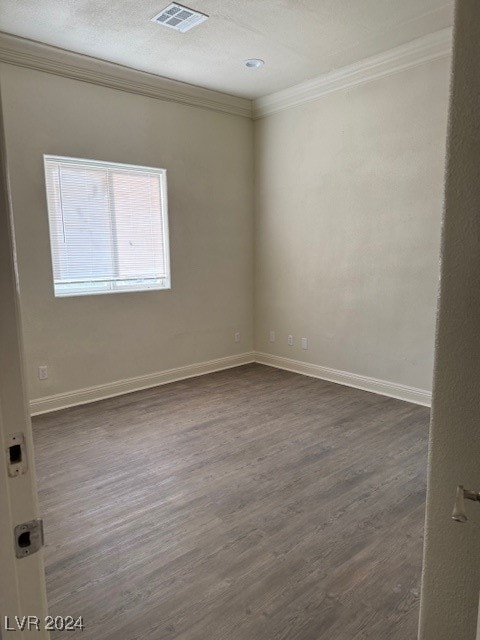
[54,286,172,298]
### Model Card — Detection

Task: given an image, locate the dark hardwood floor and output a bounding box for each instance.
[32,363,430,640]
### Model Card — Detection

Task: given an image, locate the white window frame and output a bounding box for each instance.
[43,155,171,298]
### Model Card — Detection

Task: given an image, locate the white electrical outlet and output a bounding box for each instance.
[288,334,294,346]
[301,338,308,350]
[234,332,241,343]
[269,331,275,343]
[38,365,48,380]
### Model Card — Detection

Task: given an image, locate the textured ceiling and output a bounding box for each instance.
[0,0,454,99]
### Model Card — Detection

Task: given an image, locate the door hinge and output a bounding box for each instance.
[14,519,44,558]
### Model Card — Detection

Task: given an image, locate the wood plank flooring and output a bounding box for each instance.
[32,364,430,640]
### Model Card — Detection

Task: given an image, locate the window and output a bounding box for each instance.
[43,155,170,297]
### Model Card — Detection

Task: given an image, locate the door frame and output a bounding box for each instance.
[0,83,49,638]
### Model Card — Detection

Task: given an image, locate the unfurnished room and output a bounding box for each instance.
[1,2,480,640]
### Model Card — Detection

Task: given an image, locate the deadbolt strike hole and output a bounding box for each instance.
[9,444,22,464]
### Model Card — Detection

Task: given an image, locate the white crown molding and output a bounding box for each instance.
[255,352,431,407]
[254,27,452,119]
[29,352,256,415]
[0,32,252,119]
[0,28,451,121]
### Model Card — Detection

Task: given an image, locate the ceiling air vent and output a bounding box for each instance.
[151,3,208,32]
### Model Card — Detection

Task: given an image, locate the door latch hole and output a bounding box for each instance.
[18,531,31,548]
[14,520,43,558]
[9,444,22,464]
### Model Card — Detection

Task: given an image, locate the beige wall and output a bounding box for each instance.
[254,58,450,392]
[0,64,254,402]
[0,52,450,405]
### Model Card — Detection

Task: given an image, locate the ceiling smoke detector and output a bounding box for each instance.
[151,3,208,32]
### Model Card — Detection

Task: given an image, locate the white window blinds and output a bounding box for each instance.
[43,156,170,297]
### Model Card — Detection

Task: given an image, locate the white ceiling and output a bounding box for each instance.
[0,0,454,99]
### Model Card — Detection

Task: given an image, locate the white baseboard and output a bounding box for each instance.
[29,352,256,415]
[254,352,431,407]
[29,349,431,415]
